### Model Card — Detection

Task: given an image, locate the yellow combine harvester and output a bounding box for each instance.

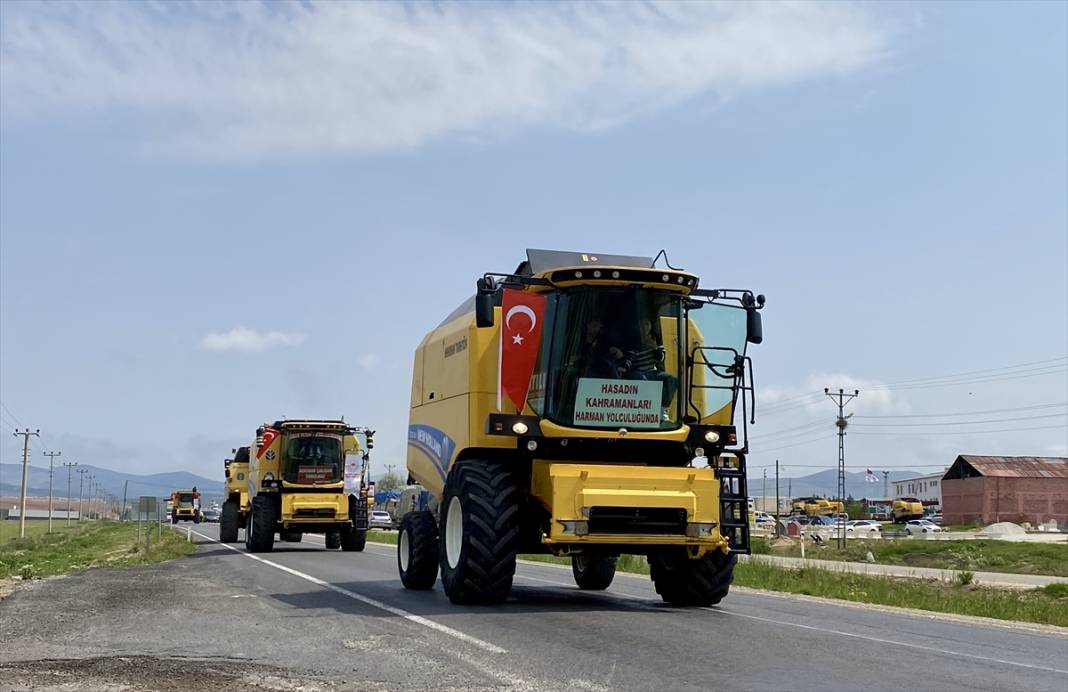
[220,446,250,542]
[170,489,201,524]
[892,497,924,523]
[790,497,845,517]
[245,419,373,553]
[396,249,764,605]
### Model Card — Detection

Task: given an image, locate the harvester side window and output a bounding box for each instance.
[687,302,748,424]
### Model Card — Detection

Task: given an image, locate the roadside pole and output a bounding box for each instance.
[77,468,88,521]
[62,462,77,527]
[43,450,61,533]
[774,459,780,534]
[121,481,129,522]
[13,429,40,540]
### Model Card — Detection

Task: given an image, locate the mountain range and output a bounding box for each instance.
[752,468,920,500]
[0,463,222,502]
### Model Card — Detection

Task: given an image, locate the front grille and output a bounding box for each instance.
[293,508,337,518]
[587,507,688,535]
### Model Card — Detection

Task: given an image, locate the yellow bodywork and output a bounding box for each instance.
[792,498,844,516]
[280,489,349,525]
[407,265,736,556]
[226,462,250,513]
[532,462,727,556]
[892,498,924,522]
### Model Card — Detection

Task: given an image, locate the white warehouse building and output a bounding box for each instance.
[893,472,947,507]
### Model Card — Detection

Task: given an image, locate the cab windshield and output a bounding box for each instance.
[177,494,195,506]
[530,287,683,430]
[283,434,342,485]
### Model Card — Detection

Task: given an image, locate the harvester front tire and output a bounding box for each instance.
[649,549,736,606]
[341,526,366,552]
[247,496,276,553]
[571,554,617,591]
[281,531,302,543]
[439,461,519,604]
[220,500,239,543]
[398,511,438,590]
[171,514,178,525]
[325,531,342,550]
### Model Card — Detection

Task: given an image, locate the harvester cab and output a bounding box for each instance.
[219,446,251,542]
[170,489,201,524]
[244,419,373,553]
[398,248,764,605]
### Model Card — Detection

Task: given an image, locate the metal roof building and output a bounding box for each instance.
[941,456,1068,527]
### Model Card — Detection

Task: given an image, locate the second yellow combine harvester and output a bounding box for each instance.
[396,249,765,606]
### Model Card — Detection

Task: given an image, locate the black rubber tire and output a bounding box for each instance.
[649,549,737,606]
[220,499,240,543]
[194,514,202,524]
[281,531,302,543]
[325,531,342,550]
[439,461,520,604]
[398,511,439,590]
[571,554,617,590]
[341,525,366,552]
[247,495,276,553]
[171,514,178,525]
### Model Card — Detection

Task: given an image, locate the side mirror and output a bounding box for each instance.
[746,309,763,344]
[475,277,496,328]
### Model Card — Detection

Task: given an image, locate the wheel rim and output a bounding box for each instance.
[399,528,410,572]
[446,496,463,569]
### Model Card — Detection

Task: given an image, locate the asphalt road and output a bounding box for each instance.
[2,524,1066,691]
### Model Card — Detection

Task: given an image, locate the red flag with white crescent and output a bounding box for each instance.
[498,288,547,411]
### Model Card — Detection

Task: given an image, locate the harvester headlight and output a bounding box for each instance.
[264,472,275,481]
[612,271,620,279]
[512,421,529,435]
[704,430,721,444]
[526,439,538,451]
[686,522,717,538]
[559,520,589,536]
[593,270,602,278]
[694,447,705,458]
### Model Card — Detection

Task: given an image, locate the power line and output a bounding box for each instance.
[853,402,1067,419]
[850,423,1067,436]
[873,356,1067,388]
[850,412,1067,428]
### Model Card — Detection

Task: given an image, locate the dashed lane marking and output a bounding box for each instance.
[187,528,506,654]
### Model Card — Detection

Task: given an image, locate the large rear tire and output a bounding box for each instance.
[220,499,239,543]
[649,549,736,606]
[341,525,366,552]
[571,554,617,591]
[439,461,520,604]
[398,511,439,590]
[325,531,342,550]
[281,530,303,543]
[247,495,276,553]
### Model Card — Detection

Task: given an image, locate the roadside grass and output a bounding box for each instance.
[0,520,195,580]
[367,529,398,545]
[0,521,75,544]
[737,559,1068,628]
[763,538,1068,577]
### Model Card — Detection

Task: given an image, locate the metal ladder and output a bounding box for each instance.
[716,456,751,554]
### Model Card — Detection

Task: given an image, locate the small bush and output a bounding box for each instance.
[1042,583,1068,598]
[956,570,975,586]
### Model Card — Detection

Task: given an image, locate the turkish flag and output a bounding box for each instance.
[498,288,547,411]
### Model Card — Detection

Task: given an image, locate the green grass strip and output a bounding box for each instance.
[0,520,196,580]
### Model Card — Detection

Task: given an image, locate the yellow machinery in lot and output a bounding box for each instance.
[170,489,201,524]
[790,497,845,517]
[245,419,374,553]
[220,446,250,542]
[892,497,924,523]
[396,249,764,605]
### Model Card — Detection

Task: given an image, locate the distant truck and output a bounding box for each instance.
[170,489,201,524]
[790,497,844,517]
[245,419,373,553]
[220,446,251,542]
[892,497,924,523]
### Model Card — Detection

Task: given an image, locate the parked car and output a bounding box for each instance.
[905,519,943,536]
[807,515,836,526]
[202,508,220,523]
[754,511,776,525]
[369,510,394,530]
[845,519,881,535]
[928,513,944,525]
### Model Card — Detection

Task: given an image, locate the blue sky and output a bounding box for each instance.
[1,1,1065,485]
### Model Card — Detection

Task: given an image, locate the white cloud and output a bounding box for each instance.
[0,1,889,161]
[357,353,381,373]
[200,327,305,353]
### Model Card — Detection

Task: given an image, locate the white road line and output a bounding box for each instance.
[707,608,1068,675]
[188,529,506,655]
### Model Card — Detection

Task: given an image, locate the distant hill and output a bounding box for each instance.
[754,468,921,499]
[0,463,222,501]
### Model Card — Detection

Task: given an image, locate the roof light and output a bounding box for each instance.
[512,421,529,435]
[593,270,602,278]
[526,440,538,451]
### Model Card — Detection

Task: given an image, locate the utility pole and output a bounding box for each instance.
[774,459,780,531]
[883,470,890,500]
[122,480,129,522]
[762,468,767,514]
[62,462,77,526]
[825,387,859,549]
[42,450,61,533]
[13,429,40,539]
[77,468,88,520]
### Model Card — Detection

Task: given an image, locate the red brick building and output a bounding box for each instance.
[941,456,1068,527]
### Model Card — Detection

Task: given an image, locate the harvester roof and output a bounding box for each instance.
[516,249,656,276]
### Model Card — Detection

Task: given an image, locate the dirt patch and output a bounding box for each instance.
[0,656,349,692]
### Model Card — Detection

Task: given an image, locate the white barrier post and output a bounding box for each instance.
[187,525,192,542]
[799,530,806,559]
